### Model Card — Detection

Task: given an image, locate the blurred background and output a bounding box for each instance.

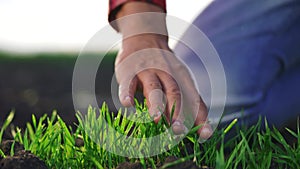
[0,0,212,132]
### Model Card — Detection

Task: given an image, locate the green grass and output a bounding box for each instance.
[0,102,299,169]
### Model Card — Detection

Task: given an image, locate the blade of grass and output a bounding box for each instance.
[224,118,238,134]
[0,111,14,144]
[0,149,6,158]
[10,140,16,156]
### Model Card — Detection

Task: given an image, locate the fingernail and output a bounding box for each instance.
[173,121,181,126]
[125,96,133,105]
[172,121,188,135]
[153,111,161,121]
[183,125,189,134]
[202,127,213,136]
[199,126,213,143]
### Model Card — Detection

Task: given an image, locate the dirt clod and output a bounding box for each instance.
[116,161,143,169]
[0,140,24,156]
[0,140,48,169]
[160,156,201,169]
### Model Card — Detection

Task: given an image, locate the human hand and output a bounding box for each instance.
[113,2,212,140]
[115,34,212,140]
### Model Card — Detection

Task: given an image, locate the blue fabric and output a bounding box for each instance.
[174,0,300,128]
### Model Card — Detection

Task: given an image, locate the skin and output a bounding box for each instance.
[114,2,212,140]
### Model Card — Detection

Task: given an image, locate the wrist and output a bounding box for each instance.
[115,2,168,38]
[122,34,169,49]
[116,34,170,65]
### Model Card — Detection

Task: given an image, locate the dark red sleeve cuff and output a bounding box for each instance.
[108,0,166,23]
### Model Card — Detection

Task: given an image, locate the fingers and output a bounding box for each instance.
[198,123,213,141]
[167,62,213,139]
[182,77,213,140]
[137,71,165,123]
[193,97,212,140]
[118,77,137,107]
[116,48,213,140]
[157,72,187,134]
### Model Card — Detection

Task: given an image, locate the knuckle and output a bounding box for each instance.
[167,84,181,97]
[147,82,162,89]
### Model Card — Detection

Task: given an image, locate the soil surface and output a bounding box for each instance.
[115,156,211,169]
[161,156,210,169]
[0,140,47,169]
[0,140,207,169]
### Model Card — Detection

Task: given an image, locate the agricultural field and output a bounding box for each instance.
[0,51,299,169]
[0,103,299,169]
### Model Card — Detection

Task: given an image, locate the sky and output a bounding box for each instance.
[0,0,212,53]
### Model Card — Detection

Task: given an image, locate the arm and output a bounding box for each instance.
[109,1,212,139]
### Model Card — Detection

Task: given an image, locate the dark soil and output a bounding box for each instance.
[0,140,206,169]
[161,156,210,169]
[116,161,143,169]
[0,140,47,169]
[116,156,211,169]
